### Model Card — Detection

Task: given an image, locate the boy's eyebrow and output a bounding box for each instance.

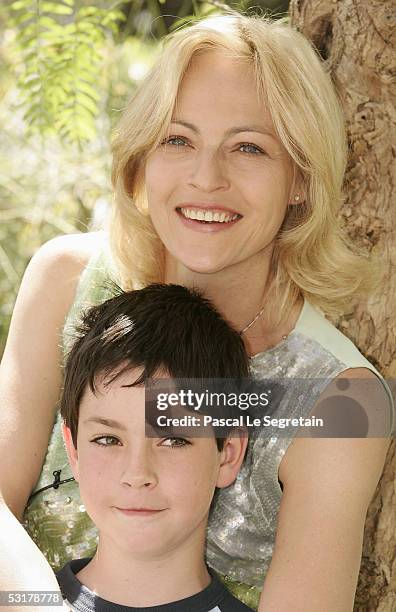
[83,417,127,430]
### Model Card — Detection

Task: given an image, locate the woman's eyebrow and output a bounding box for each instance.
[170,119,277,140]
[83,416,127,430]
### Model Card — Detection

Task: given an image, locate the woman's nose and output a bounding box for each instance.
[188,149,230,193]
[120,444,158,489]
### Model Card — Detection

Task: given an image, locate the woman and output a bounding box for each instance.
[0,13,393,611]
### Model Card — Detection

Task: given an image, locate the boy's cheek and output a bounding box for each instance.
[167,463,218,514]
[77,467,109,509]
[77,454,106,482]
[77,453,120,497]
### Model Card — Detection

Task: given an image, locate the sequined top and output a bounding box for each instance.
[23,245,394,611]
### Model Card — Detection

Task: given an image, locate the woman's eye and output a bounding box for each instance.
[92,436,121,446]
[238,143,264,155]
[161,136,188,147]
[161,437,191,448]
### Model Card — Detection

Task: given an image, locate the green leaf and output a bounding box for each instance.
[23,50,38,63]
[38,16,60,29]
[73,105,96,121]
[11,12,35,26]
[76,92,98,114]
[19,76,41,89]
[39,31,65,43]
[11,0,32,11]
[75,54,102,69]
[57,107,75,119]
[23,105,47,124]
[18,34,37,48]
[77,6,99,18]
[75,21,97,32]
[102,10,126,24]
[41,2,73,15]
[16,22,36,39]
[72,31,99,45]
[62,23,77,34]
[76,80,100,101]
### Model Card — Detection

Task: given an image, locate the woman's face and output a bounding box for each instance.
[144,51,296,274]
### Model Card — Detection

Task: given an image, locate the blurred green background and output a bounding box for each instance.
[0,0,289,355]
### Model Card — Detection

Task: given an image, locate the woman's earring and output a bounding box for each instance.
[294,194,300,202]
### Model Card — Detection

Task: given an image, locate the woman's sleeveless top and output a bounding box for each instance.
[22,248,394,611]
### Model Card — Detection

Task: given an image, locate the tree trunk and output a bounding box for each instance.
[289,1,395,610]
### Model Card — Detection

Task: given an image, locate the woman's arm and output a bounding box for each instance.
[0,506,71,611]
[0,233,96,594]
[258,368,391,612]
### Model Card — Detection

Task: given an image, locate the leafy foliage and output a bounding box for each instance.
[0,29,157,354]
[0,0,288,355]
[9,0,128,146]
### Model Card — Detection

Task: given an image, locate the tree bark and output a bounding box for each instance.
[289,1,395,610]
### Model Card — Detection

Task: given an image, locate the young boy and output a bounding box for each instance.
[57,283,253,611]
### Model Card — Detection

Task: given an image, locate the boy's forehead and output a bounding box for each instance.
[79,367,174,416]
[89,365,172,392]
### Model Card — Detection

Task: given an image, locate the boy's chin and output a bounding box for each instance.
[103,536,178,560]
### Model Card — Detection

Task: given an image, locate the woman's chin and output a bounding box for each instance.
[177,256,230,275]
[165,242,238,275]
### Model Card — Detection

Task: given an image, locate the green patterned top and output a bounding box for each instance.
[22,247,260,609]
[23,241,393,612]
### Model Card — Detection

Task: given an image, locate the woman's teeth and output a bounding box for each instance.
[179,208,239,223]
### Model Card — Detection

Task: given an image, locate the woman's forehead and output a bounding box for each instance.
[174,52,273,134]
[179,50,256,96]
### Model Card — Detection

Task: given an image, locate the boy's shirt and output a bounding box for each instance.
[57,558,253,612]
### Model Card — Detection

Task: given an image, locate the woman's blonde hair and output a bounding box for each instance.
[111,12,374,323]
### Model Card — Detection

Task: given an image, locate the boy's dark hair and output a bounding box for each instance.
[60,283,250,449]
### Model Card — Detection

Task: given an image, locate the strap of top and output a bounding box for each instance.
[296,301,395,435]
[62,238,118,356]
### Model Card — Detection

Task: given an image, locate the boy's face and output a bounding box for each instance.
[63,369,246,561]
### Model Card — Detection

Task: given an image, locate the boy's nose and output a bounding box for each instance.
[120,444,158,489]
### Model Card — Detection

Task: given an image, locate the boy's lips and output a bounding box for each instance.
[114,507,168,516]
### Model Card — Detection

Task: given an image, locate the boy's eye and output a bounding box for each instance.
[160,437,191,448]
[92,435,121,446]
[238,143,265,155]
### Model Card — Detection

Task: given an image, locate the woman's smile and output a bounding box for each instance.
[175,204,242,233]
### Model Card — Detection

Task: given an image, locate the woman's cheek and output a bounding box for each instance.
[145,156,174,195]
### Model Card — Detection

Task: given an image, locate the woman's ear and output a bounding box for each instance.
[288,166,307,206]
[216,431,248,489]
[61,423,80,483]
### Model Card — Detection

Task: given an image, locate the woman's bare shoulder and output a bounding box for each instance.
[14,231,106,321]
[32,231,105,270]
[26,231,105,292]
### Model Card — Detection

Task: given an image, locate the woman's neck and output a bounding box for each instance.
[164,249,272,334]
[164,248,303,355]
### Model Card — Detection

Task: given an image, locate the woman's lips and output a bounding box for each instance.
[175,208,242,233]
[177,202,240,215]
